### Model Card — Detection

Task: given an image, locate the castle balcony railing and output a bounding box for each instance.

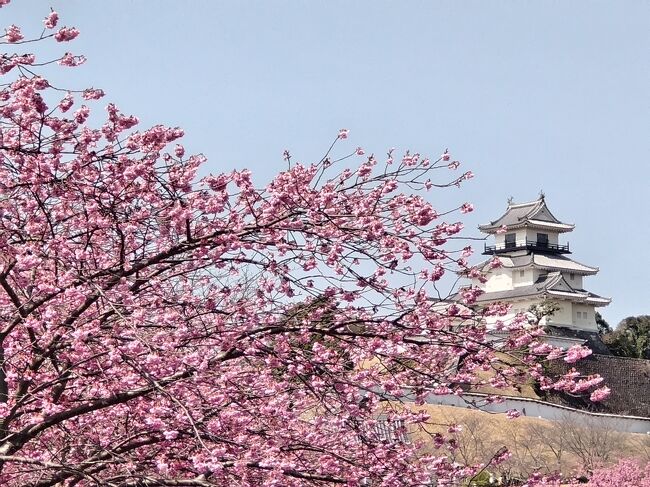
[483,239,570,255]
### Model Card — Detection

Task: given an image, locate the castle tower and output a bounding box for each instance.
[472,196,610,335]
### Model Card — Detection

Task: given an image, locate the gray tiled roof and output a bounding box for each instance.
[479,198,574,232]
[473,284,547,302]
[474,272,610,305]
[532,254,598,274]
[473,272,562,302]
[476,254,598,275]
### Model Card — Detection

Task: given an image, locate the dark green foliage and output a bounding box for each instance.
[603,315,650,359]
[595,311,612,335]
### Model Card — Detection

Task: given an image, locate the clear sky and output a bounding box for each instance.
[5,1,649,326]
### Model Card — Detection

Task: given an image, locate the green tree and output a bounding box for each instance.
[595,312,612,335]
[603,315,650,359]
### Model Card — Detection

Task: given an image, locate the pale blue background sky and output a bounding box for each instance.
[5,1,649,326]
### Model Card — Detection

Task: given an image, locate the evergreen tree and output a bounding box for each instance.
[603,315,650,359]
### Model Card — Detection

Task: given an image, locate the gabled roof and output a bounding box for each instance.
[475,254,598,275]
[474,271,611,307]
[479,197,575,234]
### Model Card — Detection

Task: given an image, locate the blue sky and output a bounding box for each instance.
[5,1,649,326]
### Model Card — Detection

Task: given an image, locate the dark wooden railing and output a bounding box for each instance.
[483,239,570,255]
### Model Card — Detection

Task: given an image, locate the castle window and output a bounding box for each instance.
[505,233,516,249]
[537,233,549,247]
[569,273,575,280]
[519,270,525,277]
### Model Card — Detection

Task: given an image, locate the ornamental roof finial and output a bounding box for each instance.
[507,196,514,205]
[539,190,545,201]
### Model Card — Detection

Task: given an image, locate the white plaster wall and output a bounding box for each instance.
[471,277,485,290]
[498,230,527,247]
[483,298,544,328]
[482,298,600,332]
[525,228,559,245]
[514,230,527,246]
[423,393,650,434]
[512,268,535,288]
[508,299,540,318]
[571,303,598,331]
[546,301,573,327]
[484,269,513,292]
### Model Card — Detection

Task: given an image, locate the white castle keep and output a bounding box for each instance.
[471,196,610,335]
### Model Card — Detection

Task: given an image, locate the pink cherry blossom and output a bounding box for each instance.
[54,26,80,42]
[586,459,650,487]
[337,128,349,139]
[488,257,503,269]
[59,52,86,66]
[4,24,23,42]
[58,92,74,112]
[74,104,90,123]
[505,409,522,419]
[460,202,474,213]
[589,386,611,402]
[564,344,593,363]
[82,87,104,99]
[44,10,59,29]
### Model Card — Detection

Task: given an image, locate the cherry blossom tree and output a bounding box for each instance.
[0,5,609,486]
[585,459,650,487]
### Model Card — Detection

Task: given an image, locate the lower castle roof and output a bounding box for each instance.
[477,253,598,275]
[474,272,611,307]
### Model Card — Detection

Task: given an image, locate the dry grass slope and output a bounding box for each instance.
[400,404,649,483]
